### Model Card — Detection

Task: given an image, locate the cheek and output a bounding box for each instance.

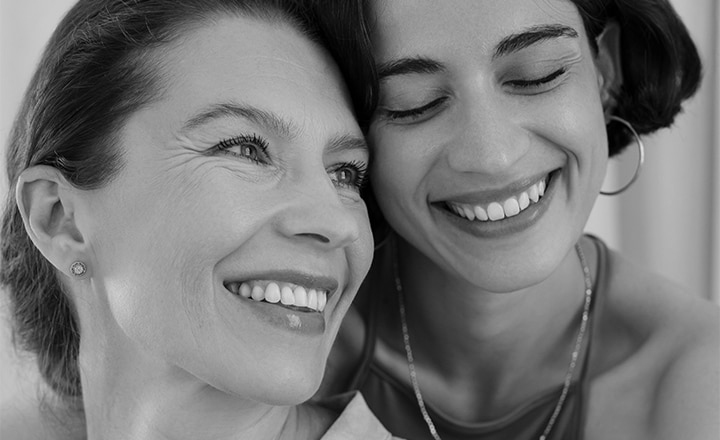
[86,173,267,354]
[566,102,608,177]
[353,206,374,276]
[542,77,608,164]
[369,129,423,205]
[99,222,218,350]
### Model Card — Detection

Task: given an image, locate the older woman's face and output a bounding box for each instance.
[80,16,372,404]
[368,0,610,291]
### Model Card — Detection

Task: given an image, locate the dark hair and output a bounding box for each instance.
[571,0,702,156]
[306,0,377,129]
[360,0,702,242]
[0,0,374,406]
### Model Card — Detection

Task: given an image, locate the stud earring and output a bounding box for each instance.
[70,261,87,277]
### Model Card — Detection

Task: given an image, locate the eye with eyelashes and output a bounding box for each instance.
[381,96,449,123]
[505,67,568,90]
[214,133,270,164]
[327,160,369,192]
[211,133,368,192]
[379,66,569,124]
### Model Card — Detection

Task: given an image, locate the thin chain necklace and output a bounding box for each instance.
[394,243,594,440]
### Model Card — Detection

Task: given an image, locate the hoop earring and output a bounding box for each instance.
[600,116,645,196]
[69,261,87,277]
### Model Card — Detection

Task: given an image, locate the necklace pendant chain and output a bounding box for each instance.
[394,242,594,440]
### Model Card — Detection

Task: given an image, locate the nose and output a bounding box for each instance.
[273,172,361,250]
[446,90,531,174]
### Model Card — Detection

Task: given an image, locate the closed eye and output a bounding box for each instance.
[381,96,448,123]
[505,67,567,90]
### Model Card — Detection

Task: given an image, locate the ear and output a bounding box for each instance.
[595,21,623,119]
[16,165,88,278]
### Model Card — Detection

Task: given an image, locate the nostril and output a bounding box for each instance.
[296,232,330,244]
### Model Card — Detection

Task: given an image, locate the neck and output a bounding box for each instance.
[382,235,594,409]
[76,325,334,440]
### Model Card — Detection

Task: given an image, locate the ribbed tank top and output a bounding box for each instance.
[345,235,608,440]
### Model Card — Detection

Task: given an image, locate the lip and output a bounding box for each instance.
[218,270,341,336]
[432,169,559,238]
[434,170,555,206]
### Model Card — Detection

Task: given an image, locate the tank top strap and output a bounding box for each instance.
[350,234,611,439]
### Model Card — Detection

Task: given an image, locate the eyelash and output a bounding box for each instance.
[383,97,448,122]
[507,67,567,89]
[327,160,369,191]
[380,66,567,122]
[214,133,269,164]
[213,135,367,191]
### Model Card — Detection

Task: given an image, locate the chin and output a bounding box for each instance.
[265,353,328,404]
[258,370,324,406]
[449,251,563,293]
[197,349,327,406]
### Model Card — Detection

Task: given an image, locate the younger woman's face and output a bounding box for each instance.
[79,16,372,404]
[369,0,612,291]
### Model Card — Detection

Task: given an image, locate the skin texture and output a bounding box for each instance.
[324,1,719,439]
[371,0,609,292]
[15,16,373,440]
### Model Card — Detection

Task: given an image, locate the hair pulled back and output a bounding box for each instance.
[0,0,375,404]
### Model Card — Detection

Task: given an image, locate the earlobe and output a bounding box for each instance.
[16,166,87,276]
[595,21,623,118]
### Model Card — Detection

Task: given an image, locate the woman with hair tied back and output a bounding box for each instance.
[321,1,720,439]
[0,0,400,439]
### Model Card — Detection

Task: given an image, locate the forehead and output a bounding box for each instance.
[142,15,354,136]
[371,0,583,59]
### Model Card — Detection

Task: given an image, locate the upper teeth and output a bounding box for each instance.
[226,281,328,312]
[448,176,547,222]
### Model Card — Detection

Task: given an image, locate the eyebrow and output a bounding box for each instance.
[181,102,367,155]
[327,134,369,156]
[376,24,577,81]
[182,103,297,140]
[493,24,578,60]
[377,57,445,81]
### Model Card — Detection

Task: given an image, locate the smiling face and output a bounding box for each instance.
[78,16,372,404]
[369,0,613,292]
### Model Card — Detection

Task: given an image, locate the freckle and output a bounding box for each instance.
[287,314,301,329]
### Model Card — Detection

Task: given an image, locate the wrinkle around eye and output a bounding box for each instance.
[159,134,278,186]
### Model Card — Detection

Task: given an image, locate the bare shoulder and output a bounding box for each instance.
[592,248,719,439]
[605,248,718,342]
[634,274,720,440]
[651,318,719,440]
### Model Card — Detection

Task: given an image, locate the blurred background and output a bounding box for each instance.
[1,0,718,411]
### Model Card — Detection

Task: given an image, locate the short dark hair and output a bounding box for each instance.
[571,0,702,156]
[359,0,702,243]
[0,0,374,406]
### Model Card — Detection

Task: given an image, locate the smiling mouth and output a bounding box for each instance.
[445,172,554,222]
[225,280,328,313]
